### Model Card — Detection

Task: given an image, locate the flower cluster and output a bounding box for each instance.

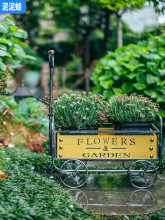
[108,94,159,122]
[53,92,109,129]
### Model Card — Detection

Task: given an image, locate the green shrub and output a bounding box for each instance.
[0,16,35,76]
[91,34,165,121]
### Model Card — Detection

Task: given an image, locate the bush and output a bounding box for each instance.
[53,92,109,129]
[91,34,165,121]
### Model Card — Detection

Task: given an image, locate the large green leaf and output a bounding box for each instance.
[158,69,165,76]
[133,83,147,90]
[144,89,160,98]
[113,88,122,95]
[136,73,146,84]
[100,80,113,89]
[122,82,133,93]
[146,74,157,85]
[103,90,114,99]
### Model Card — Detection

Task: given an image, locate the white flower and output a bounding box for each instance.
[3,121,6,125]
[83,116,86,120]
[8,144,14,148]
[6,158,11,161]
[49,176,54,179]
[69,205,73,209]
[10,132,14,136]
[31,167,34,170]
[86,108,89,110]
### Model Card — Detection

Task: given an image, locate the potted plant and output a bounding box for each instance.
[108,94,159,133]
[53,92,109,131]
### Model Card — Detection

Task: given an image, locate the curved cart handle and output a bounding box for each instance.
[48,50,55,156]
[48,50,55,68]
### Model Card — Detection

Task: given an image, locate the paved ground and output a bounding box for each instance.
[48,161,165,216]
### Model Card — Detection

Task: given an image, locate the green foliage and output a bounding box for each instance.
[22,45,44,70]
[100,0,145,10]
[53,92,109,129]
[0,17,35,76]
[91,34,165,120]
[108,94,158,122]
[0,148,98,220]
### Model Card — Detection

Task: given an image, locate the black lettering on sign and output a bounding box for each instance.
[116,153,122,158]
[83,153,89,158]
[91,153,98,158]
[94,138,100,145]
[103,138,109,144]
[100,153,106,158]
[87,138,92,145]
[78,139,83,145]
[103,146,108,151]
[112,138,117,145]
[124,153,130,158]
[130,138,135,145]
[121,138,127,145]
[110,153,114,158]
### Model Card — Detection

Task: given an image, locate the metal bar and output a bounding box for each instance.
[56,129,160,134]
[48,50,55,156]
[156,114,163,165]
[54,158,159,161]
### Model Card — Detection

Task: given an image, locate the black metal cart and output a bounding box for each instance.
[48,50,163,189]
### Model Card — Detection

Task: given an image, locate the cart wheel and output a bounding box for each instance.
[128,160,157,189]
[60,160,88,188]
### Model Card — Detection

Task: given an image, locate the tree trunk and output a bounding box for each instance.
[102,9,110,56]
[117,14,123,48]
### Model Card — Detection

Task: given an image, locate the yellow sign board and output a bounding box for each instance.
[57,133,157,160]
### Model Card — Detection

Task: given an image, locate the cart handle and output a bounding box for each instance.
[48,50,55,156]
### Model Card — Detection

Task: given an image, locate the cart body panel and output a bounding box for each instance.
[57,132,157,160]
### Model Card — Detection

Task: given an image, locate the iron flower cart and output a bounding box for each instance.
[48,50,163,189]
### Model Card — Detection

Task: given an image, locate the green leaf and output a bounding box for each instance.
[122,82,133,94]
[126,73,136,80]
[100,80,113,89]
[144,89,160,98]
[133,83,147,90]
[158,69,165,76]
[136,73,146,84]
[146,74,157,84]
[4,96,18,109]
[103,90,114,99]
[98,75,111,81]
[158,108,165,118]
[161,60,165,69]
[113,88,123,95]
[0,23,8,33]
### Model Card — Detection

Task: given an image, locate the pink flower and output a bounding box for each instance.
[82,98,86,101]
[33,45,39,50]
[101,114,105,117]
[155,108,158,112]
[73,116,77,119]
[99,117,104,120]
[96,97,99,100]
[140,114,145,117]
[106,114,109,117]
[24,40,30,44]
[3,137,10,146]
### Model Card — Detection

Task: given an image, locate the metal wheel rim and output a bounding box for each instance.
[60,159,88,188]
[128,160,157,189]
